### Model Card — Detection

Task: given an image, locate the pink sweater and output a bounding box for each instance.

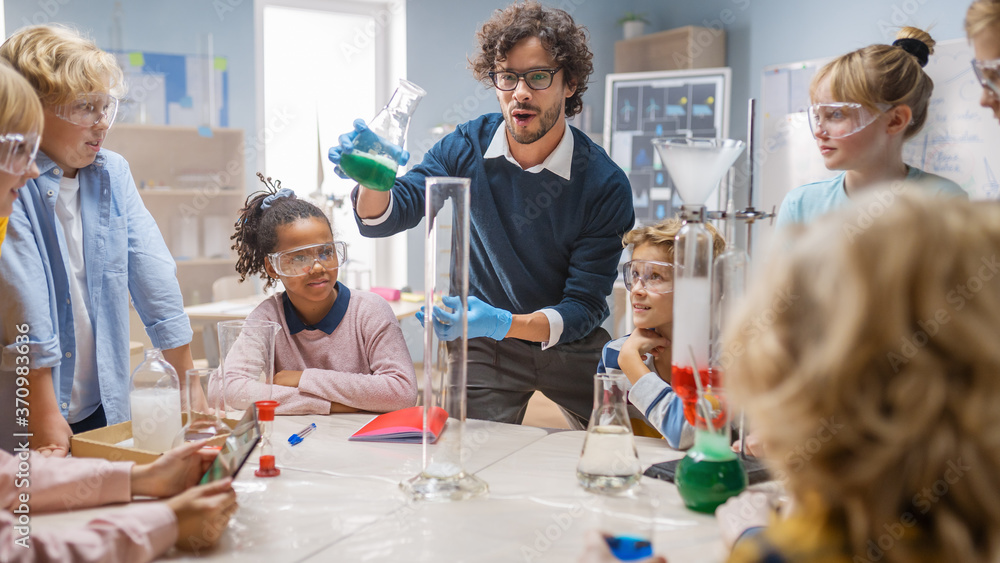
[0,449,176,562]
[220,289,417,415]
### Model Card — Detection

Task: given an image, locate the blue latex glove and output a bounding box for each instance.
[428,296,513,342]
[327,118,410,178]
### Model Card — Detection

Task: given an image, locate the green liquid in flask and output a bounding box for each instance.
[675,430,747,513]
[340,152,398,192]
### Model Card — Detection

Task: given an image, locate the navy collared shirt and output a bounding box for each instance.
[282,282,351,335]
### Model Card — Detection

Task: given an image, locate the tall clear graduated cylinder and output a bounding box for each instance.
[711,200,749,369]
[671,210,719,425]
[651,137,745,427]
[401,176,488,502]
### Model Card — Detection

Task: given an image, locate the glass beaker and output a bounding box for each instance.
[129,348,183,453]
[182,368,230,440]
[216,319,281,413]
[588,487,657,562]
[254,400,281,478]
[577,373,643,493]
[674,387,747,513]
[400,176,488,502]
[339,79,426,192]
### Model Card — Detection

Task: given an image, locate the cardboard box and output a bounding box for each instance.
[72,414,236,464]
[614,26,726,73]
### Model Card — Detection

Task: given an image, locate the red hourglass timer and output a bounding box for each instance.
[254,400,281,478]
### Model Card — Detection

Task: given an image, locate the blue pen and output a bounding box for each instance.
[288,422,317,446]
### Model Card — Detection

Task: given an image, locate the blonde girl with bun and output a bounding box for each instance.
[967,0,1000,124]
[776,27,966,227]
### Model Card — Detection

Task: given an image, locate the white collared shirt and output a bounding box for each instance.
[360,121,575,349]
[482,120,574,181]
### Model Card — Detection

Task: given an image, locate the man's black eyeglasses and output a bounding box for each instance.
[488,68,562,91]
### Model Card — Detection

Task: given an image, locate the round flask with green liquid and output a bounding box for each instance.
[675,428,747,513]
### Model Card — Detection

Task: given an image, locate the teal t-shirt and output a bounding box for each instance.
[775,167,966,227]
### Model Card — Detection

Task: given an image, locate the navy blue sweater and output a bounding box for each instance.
[354,114,634,344]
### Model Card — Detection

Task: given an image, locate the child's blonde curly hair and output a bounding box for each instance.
[727,188,1000,562]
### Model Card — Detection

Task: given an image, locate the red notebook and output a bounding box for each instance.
[349,406,449,443]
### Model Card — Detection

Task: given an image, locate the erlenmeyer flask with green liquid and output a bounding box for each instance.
[674,385,748,513]
[340,79,426,192]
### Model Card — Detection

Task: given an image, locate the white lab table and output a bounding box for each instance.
[33,414,726,562]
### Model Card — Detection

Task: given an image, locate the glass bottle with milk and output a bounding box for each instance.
[129,348,183,453]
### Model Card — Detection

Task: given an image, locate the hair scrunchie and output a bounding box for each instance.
[892,38,930,68]
[261,187,295,209]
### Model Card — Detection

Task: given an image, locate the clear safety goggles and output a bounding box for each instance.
[0,132,40,175]
[52,93,119,128]
[622,260,674,294]
[972,58,1000,99]
[268,241,347,278]
[807,102,887,139]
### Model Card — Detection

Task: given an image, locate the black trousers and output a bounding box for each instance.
[460,327,610,427]
[70,403,107,434]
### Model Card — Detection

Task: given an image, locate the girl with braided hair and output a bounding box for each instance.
[223,174,416,415]
[776,27,966,228]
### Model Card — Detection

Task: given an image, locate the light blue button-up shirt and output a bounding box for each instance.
[0,150,192,424]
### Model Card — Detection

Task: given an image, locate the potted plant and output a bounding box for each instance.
[618,12,649,39]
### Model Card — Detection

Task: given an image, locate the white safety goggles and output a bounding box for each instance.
[622,260,674,295]
[973,58,1000,99]
[52,93,119,128]
[268,241,347,277]
[807,102,888,139]
[0,132,40,175]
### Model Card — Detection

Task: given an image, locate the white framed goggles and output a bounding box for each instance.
[972,58,1000,99]
[268,241,347,277]
[52,93,119,128]
[807,102,888,139]
[0,132,40,175]
[622,260,674,294]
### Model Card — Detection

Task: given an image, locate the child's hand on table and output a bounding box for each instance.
[131,439,220,498]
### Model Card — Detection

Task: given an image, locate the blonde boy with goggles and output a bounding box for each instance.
[598,218,725,448]
[0,25,194,456]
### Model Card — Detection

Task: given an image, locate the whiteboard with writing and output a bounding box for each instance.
[755,38,1000,255]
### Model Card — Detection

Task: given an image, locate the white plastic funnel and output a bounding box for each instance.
[652,138,745,206]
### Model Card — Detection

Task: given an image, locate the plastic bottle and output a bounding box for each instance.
[129,348,183,453]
